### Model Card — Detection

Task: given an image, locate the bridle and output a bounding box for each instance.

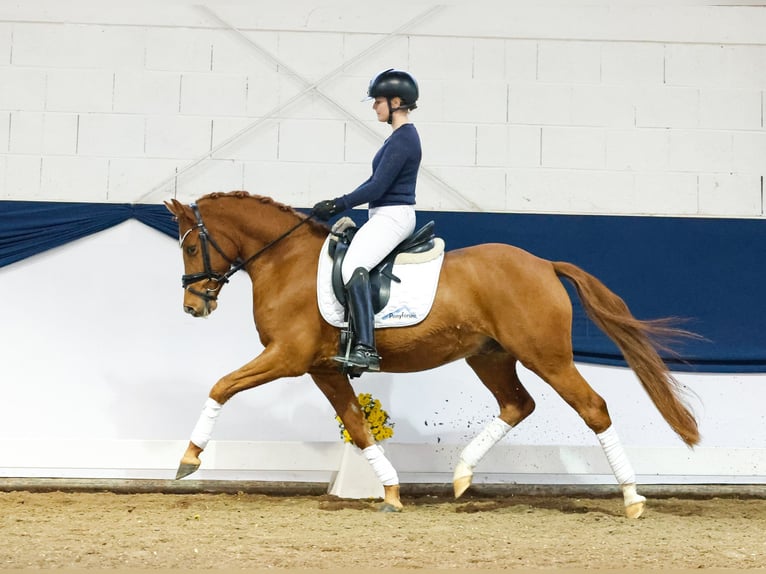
[179,202,314,302]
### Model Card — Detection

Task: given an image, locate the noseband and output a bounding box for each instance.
[179,202,313,302]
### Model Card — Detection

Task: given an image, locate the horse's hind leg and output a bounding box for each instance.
[454,352,536,498]
[534,360,646,518]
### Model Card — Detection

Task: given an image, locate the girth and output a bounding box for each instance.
[328,220,437,313]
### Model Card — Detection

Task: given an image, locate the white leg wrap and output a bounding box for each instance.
[190,398,223,450]
[596,425,636,485]
[362,444,399,486]
[459,417,512,469]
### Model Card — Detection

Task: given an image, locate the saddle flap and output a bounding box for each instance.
[327,220,440,313]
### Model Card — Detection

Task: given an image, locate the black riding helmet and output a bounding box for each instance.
[367,68,418,123]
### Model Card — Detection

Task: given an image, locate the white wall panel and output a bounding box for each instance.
[144,116,211,159]
[77,114,145,157]
[180,73,248,116]
[210,30,279,75]
[698,174,762,217]
[476,125,540,168]
[0,0,762,214]
[507,169,636,214]
[541,127,605,170]
[508,83,571,126]
[600,42,664,86]
[276,32,346,84]
[11,23,144,69]
[419,123,476,166]
[409,36,474,80]
[634,86,700,129]
[732,132,766,174]
[0,22,11,64]
[472,38,505,81]
[45,69,114,113]
[669,130,734,173]
[425,166,506,211]
[108,158,183,203]
[39,156,109,200]
[145,27,213,73]
[570,85,635,128]
[113,71,181,115]
[14,112,79,155]
[175,159,244,199]
[442,80,508,124]
[0,68,46,110]
[633,173,699,215]
[503,39,538,82]
[8,112,45,154]
[245,70,285,117]
[344,121,385,165]
[699,89,762,131]
[606,129,670,172]
[3,155,40,198]
[666,44,766,89]
[277,118,345,163]
[0,111,8,153]
[211,118,279,162]
[241,161,314,208]
[537,41,601,84]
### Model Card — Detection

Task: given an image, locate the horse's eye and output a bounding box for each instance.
[186,245,198,256]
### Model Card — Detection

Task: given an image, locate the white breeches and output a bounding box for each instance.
[341,204,416,284]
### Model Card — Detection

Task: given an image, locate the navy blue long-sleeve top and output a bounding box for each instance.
[335,123,421,211]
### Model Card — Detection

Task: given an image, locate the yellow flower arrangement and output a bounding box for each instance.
[336,393,394,444]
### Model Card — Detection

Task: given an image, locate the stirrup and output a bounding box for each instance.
[333,345,381,372]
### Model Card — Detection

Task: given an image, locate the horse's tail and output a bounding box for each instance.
[552,260,700,447]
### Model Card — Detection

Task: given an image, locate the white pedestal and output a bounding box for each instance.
[327,443,384,500]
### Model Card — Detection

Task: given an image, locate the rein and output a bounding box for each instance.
[180,202,315,302]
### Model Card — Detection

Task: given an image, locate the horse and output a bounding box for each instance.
[165,191,699,518]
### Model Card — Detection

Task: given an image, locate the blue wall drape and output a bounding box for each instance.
[0,201,176,267]
[1,200,763,373]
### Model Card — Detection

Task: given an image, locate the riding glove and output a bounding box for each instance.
[311,199,341,221]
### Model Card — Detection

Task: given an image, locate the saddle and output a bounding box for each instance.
[327,217,439,313]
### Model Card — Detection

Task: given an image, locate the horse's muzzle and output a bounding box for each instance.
[183,298,217,318]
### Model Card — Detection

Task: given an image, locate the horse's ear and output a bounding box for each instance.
[164,198,187,220]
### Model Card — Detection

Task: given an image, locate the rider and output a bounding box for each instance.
[312,68,422,373]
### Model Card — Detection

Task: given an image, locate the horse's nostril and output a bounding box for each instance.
[184,305,197,316]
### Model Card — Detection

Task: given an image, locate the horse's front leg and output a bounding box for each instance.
[311,371,402,512]
[176,344,308,479]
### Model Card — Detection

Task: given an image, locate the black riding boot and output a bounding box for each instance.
[334,267,381,372]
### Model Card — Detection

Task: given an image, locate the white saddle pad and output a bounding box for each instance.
[317,233,445,328]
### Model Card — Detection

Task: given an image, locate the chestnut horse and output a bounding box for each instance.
[165,191,699,518]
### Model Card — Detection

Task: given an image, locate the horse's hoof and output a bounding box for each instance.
[453,460,473,499]
[175,462,200,480]
[625,500,645,519]
[453,476,472,499]
[379,503,402,513]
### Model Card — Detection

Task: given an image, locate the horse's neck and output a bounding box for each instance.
[219,200,324,271]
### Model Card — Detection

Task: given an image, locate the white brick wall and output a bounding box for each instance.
[9,112,77,154]
[0,0,762,218]
[46,69,114,113]
[0,112,9,153]
[113,71,181,114]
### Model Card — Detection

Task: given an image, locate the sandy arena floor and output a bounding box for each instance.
[1,488,765,570]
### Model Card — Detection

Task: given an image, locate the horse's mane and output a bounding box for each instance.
[198,190,329,233]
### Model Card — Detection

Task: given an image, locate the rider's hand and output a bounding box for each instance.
[311,199,340,221]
